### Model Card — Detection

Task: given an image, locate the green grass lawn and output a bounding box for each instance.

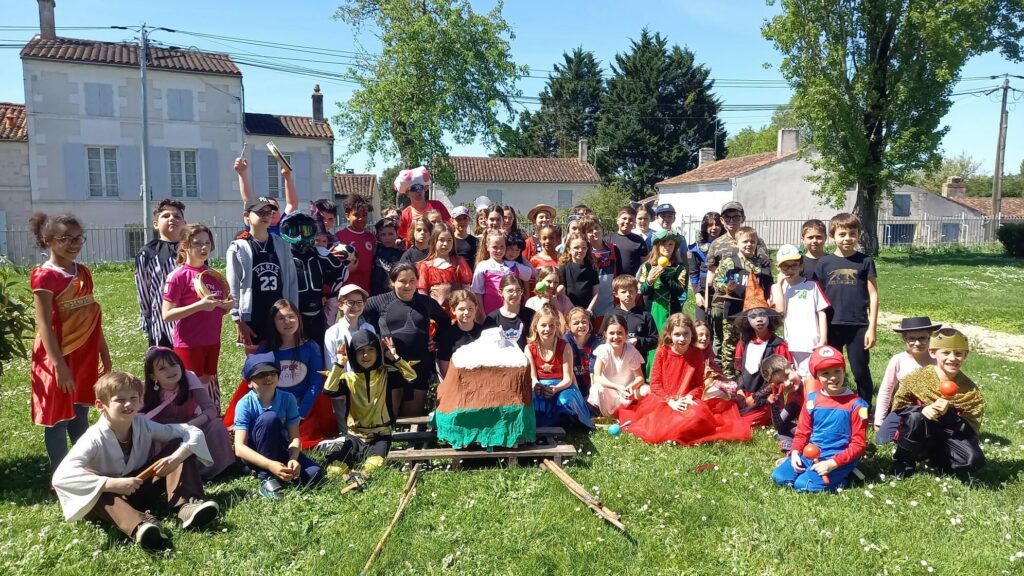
[2,263,1024,575]
[875,250,1024,333]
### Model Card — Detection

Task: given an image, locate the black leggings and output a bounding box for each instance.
[894,408,985,473]
[827,324,873,405]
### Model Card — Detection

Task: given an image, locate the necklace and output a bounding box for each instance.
[251,236,269,253]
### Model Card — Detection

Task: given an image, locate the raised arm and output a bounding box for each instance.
[235,157,252,206]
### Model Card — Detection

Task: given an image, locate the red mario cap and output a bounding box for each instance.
[809,346,846,378]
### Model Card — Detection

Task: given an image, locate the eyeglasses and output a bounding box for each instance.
[190,241,213,248]
[721,214,743,223]
[342,299,365,307]
[56,235,86,246]
[255,209,277,217]
[902,335,928,343]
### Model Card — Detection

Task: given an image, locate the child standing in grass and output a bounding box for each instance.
[162,223,233,405]
[527,305,594,429]
[52,371,218,549]
[772,346,868,492]
[484,276,536,350]
[799,219,827,282]
[142,347,234,479]
[232,354,325,501]
[638,230,687,367]
[583,216,620,328]
[874,317,940,444]
[733,283,791,429]
[135,198,185,348]
[400,214,434,264]
[712,226,773,379]
[417,222,473,309]
[589,314,646,417]
[370,217,404,296]
[613,274,658,367]
[890,328,986,478]
[818,213,878,404]
[472,229,533,317]
[770,244,828,378]
[29,212,111,471]
[529,224,561,271]
[524,203,556,261]
[560,231,599,316]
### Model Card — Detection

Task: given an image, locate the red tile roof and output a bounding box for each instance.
[952,197,1024,219]
[0,103,27,141]
[244,113,333,139]
[657,151,795,187]
[21,36,241,76]
[447,156,600,184]
[334,173,376,197]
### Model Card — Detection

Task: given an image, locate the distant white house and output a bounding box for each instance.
[0,1,336,263]
[653,129,986,246]
[434,141,600,219]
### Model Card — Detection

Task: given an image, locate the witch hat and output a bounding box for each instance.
[729,276,779,319]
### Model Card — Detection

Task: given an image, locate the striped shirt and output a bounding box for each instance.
[134,238,177,346]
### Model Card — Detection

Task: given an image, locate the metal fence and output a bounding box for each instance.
[1,215,1015,265]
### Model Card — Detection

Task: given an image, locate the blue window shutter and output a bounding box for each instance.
[63,143,87,200]
[199,148,218,201]
[149,146,170,200]
[84,83,99,116]
[250,150,269,197]
[119,146,141,203]
[167,89,193,121]
[291,151,311,203]
[100,84,114,117]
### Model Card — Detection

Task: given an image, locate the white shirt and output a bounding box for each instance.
[781,279,829,352]
[52,416,211,521]
[323,319,376,369]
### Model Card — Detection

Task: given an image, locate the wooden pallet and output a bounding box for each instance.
[389,416,574,467]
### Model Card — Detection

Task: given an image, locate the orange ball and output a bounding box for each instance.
[802,444,821,459]
[939,380,959,398]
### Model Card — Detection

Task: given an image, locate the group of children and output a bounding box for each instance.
[27,163,990,549]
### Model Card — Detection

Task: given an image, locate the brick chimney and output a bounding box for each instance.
[578,138,589,164]
[312,84,324,124]
[38,0,56,40]
[698,147,716,167]
[941,176,967,200]
[3,113,14,130]
[777,128,800,158]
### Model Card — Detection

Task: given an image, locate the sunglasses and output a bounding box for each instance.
[721,214,743,223]
[409,184,427,193]
[255,208,278,217]
[56,235,87,246]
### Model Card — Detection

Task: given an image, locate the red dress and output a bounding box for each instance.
[30,263,103,426]
[416,256,472,300]
[618,345,751,446]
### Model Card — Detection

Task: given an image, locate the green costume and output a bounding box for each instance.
[638,246,688,369]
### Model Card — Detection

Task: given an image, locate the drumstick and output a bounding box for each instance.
[135,460,162,481]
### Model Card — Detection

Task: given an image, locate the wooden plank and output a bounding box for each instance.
[388,442,576,462]
[395,416,430,426]
[391,426,566,443]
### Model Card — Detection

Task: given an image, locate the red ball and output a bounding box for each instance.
[802,444,821,459]
[939,380,959,398]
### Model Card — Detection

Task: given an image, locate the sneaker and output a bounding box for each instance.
[134,521,169,550]
[774,456,787,467]
[314,437,349,455]
[178,499,219,530]
[259,478,284,501]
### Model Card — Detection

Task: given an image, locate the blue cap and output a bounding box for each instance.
[242,352,279,380]
[654,203,676,215]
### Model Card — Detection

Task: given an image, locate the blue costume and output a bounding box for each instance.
[772,390,869,492]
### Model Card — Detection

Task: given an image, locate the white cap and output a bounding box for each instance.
[337,284,369,299]
[775,244,803,264]
[473,195,492,212]
[451,206,471,219]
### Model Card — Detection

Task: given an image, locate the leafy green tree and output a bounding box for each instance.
[498,48,604,158]
[763,0,1024,254]
[378,163,402,210]
[579,182,633,234]
[333,0,525,190]
[596,30,726,200]
[911,151,983,193]
[725,104,807,157]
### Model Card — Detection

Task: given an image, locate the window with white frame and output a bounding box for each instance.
[486,189,503,204]
[267,153,293,198]
[87,146,118,197]
[169,149,199,198]
[557,189,573,209]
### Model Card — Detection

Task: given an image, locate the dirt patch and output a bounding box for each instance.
[877,311,1024,363]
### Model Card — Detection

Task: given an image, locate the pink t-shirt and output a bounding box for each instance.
[335,226,376,293]
[163,263,226,348]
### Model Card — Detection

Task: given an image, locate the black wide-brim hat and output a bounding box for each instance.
[892,316,942,333]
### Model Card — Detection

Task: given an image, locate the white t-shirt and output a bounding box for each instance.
[781,279,829,353]
[323,319,376,370]
[589,342,644,417]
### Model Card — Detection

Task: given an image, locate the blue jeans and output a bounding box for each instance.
[772,455,859,493]
[246,411,324,486]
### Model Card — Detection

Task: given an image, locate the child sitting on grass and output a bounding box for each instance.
[613,274,659,367]
[52,371,218,550]
[771,346,869,493]
[232,354,324,501]
[759,354,804,453]
[319,330,416,479]
[589,314,646,417]
[873,316,940,444]
[890,327,986,479]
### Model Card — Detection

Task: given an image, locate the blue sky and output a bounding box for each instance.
[1,0,1020,179]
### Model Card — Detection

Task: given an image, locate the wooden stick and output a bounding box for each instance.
[542,459,626,532]
[135,460,162,481]
[361,464,421,575]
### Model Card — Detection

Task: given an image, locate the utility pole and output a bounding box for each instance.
[990,78,1009,241]
[140,24,151,241]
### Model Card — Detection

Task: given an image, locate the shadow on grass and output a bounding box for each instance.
[0,453,54,506]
